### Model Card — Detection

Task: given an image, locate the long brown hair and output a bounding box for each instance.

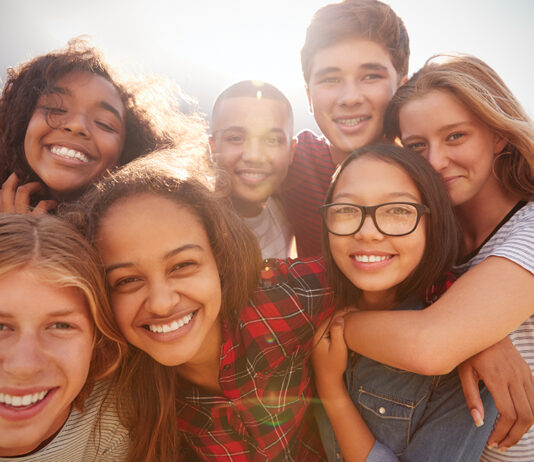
[385,54,534,199]
[63,149,262,461]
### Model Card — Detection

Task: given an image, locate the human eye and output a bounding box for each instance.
[42,105,67,115]
[50,322,73,330]
[109,275,143,292]
[0,323,11,331]
[264,135,284,146]
[362,73,383,81]
[317,75,340,85]
[170,260,198,275]
[221,130,246,145]
[95,120,118,133]
[404,140,427,154]
[383,204,416,216]
[446,132,465,143]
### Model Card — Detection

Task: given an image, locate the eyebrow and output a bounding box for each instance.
[402,121,473,141]
[312,62,390,79]
[105,244,203,273]
[333,191,420,203]
[0,309,84,318]
[51,86,123,122]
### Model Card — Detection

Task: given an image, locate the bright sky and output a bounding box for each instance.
[1,0,533,132]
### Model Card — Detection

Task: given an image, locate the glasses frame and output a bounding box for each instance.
[320,201,430,237]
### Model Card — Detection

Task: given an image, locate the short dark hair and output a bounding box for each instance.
[211,80,293,129]
[301,0,410,84]
[321,144,461,307]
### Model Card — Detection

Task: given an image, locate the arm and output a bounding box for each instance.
[312,316,398,462]
[343,256,534,375]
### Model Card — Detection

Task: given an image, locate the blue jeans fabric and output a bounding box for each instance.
[315,299,498,462]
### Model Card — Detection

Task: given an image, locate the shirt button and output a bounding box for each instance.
[336,452,341,459]
[378,406,386,415]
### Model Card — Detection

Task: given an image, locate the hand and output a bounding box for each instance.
[312,314,348,397]
[459,337,534,450]
[0,173,57,214]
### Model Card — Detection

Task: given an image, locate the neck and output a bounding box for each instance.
[455,182,522,254]
[358,289,397,311]
[328,143,350,167]
[176,320,223,394]
[232,196,265,218]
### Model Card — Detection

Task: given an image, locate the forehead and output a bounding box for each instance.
[212,96,292,134]
[0,267,89,318]
[334,156,421,203]
[96,193,211,263]
[310,38,398,78]
[48,71,125,114]
[399,90,476,134]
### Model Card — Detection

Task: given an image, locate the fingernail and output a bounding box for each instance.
[497,446,508,453]
[487,442,497,449]
[333,317,344,326]
[471,409,484,427]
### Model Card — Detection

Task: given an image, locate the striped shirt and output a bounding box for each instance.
[243,196,293,259]
[177,257,334,461]
[280,130,335,258]
[455,201,534,462]
[1,380,129,462]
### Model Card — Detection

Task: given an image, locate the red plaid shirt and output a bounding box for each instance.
[177,257,334,461]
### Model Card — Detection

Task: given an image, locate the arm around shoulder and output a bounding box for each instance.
[343,256,534,375]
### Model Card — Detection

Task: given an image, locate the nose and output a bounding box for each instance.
[3,331,47,379]
[337,81,364,107]
[354,215,384,241]
[61,112,90,138]
[427,145,449,172]
[146,278,180,316]
[241,137,265,164]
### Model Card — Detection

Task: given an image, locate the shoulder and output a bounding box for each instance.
[294,130,330,158]
[257,256,328,291]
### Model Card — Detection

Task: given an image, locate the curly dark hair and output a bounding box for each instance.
[0,37,208,203]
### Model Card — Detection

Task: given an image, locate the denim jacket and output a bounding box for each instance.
[316,298,497,462]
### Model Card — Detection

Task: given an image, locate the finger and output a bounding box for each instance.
[31,200,58,215]
[485,383,517,449]
[458,363,485,426]
[0,172,20,213]
[494,379,533,449]
[329,317,346,353]
[14,182,43,214]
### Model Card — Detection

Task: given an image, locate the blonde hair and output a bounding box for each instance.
[0,214,124,409]
[385,54,534,199]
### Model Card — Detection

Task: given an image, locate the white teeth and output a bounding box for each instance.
[0,390,48,407]
[148,313,194,334]
[354,255,389,263]
[337,116,369,126]
[239,171,268,180]
[50,145,90,163]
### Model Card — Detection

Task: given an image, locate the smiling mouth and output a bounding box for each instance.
[144,311,195,334]
[0,390,50,409]
[50,145,90,163]
[335,116,371,127]
[236,170,270,183]
[352,254,392,263]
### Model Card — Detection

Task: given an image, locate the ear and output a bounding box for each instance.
[208,136,218,163]
[305,84,313,114]
[493,134,508,155]
[289,137,297,164]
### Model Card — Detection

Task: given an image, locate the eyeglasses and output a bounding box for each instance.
[320,202,430,237]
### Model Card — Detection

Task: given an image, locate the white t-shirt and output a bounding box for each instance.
[455,201,534,462]
[0,380,129,462]
[243,196,294,259]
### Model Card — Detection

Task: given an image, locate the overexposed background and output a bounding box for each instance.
[1,0,533,132]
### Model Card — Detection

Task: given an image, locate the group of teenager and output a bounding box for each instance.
[2,0,534,461]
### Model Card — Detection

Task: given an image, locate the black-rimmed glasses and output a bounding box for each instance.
[320,202,430,237]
